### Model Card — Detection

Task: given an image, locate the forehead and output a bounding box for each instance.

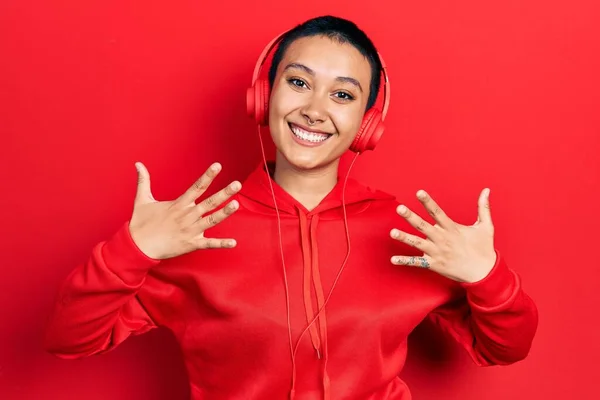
[279,35,372,84]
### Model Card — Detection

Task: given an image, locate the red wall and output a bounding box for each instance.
[1,1,598,399]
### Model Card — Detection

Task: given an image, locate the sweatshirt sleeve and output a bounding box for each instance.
[427,250,539,366]
[44,222,162,359]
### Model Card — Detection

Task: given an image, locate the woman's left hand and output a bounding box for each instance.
[390,188,497,283]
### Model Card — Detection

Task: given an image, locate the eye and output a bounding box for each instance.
[334,91,354,101]
[288,78,307,88]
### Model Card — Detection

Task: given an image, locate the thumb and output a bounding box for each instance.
[134,162,155,204]
[476,188,492,226]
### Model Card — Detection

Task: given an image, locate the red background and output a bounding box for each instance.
[1,0,598,399]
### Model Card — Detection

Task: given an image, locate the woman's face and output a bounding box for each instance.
[268,35,372,171]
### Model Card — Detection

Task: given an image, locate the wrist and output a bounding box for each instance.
[460,250,518,309]
[101,222,161,284]
[460,253,498,284]
[128,223,163,260]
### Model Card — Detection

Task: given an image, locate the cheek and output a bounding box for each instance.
[269,85,299,118]
[334,110,364,139]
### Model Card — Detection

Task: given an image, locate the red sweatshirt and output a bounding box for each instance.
[45,161,538,399]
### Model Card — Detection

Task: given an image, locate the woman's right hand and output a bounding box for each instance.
[128,161,241,260]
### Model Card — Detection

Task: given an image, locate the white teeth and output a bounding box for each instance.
[290,125,330,143]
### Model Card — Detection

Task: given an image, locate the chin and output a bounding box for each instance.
[280,149,326,171]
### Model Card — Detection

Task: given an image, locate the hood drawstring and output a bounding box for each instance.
[286,153,360,400]
[296,212,331,399]
[299,213,323,358]
[309,214,332,400]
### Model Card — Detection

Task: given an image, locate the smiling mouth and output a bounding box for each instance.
[288,123,333,143]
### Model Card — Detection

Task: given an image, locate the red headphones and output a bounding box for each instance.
[246,31,391,153]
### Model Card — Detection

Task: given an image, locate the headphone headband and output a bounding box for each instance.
[250,31,391,121]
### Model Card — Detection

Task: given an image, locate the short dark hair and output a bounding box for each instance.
[267,15,383,110]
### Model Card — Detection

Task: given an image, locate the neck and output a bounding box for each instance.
[272,151,339,211]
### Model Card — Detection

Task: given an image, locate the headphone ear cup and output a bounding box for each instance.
[246,86,257,120]
[350,108,385,153]
[246,79,271,125]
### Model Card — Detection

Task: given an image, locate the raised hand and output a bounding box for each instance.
[128,162,241,260]
[390,189,497,283]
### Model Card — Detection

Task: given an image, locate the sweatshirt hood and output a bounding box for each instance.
[238,161,395,217]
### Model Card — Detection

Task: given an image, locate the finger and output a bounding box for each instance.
[391,255,431,269]
[196,237,237,250]
[477,188,493,225]
[396,204,437,238]
[195,199,239,232]
[176,162,222,206]
[390,229,432,253]
[196,180,242,215]
[416,190,454,229]
[134,162,155,204]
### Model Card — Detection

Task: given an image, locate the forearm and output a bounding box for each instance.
[430,251,539,366]
[44,223,160,358]
[461,251,539,365]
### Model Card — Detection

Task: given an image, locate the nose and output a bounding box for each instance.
[300,92,328,125]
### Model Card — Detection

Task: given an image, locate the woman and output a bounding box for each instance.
[45,15,538,400]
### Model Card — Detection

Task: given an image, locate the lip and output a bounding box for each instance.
[288,122,332,135]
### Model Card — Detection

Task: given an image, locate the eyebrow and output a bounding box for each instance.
[283,63,363,92]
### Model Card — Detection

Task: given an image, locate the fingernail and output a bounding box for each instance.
[398,205,407,214]
[391,229,400,238]
[211,163,221,171]
[231,181,241,191]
